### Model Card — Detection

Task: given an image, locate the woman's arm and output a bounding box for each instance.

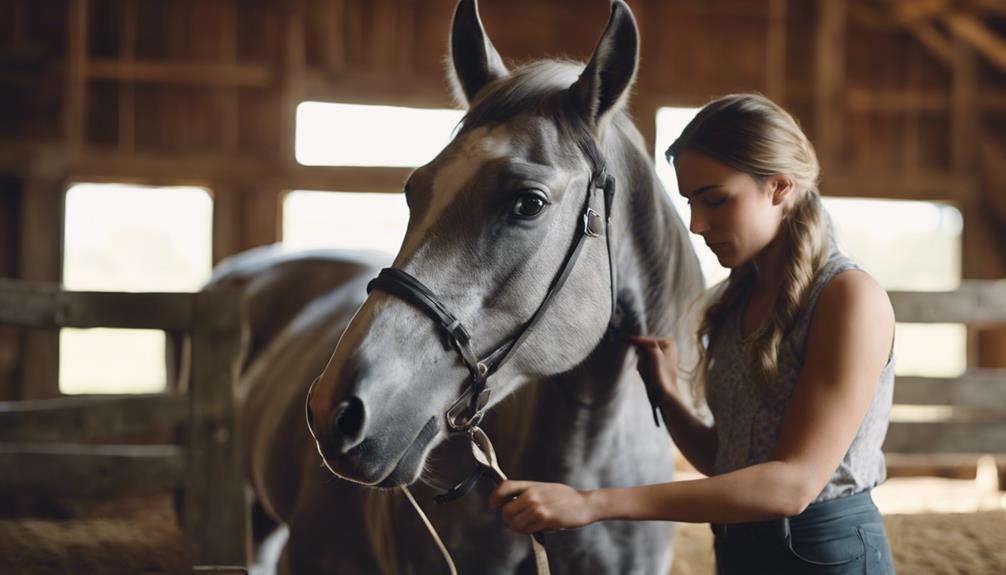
[630,336,718,475]
[490,270,895,532]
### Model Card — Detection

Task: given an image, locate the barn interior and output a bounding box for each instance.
[1,0,1005,573]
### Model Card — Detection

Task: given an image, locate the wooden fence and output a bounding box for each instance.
[885,280,1006,480]
[0,279,249,568]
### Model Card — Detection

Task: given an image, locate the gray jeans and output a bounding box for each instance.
[711,489,896,574]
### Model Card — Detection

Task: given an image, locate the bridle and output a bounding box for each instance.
[366,165,618,434]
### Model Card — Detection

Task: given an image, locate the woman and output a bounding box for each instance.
[488,94,898,573]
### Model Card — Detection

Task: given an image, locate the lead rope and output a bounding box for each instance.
[401,485,459,575]
[400,426,551,575]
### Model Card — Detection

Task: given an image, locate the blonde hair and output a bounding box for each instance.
[666,93,833,402]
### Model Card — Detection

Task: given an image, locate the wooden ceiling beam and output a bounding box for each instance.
[87,60,273,87]
[944,12,1006,74]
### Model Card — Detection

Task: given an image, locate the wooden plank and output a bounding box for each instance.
[0,280,196,330]
[885,453,1006,479]
[907,20,953,65]
[824,170,977,201]
[87,59,273,87]
[118,0,136,154]
[894,371,1006,407]
[186,288,248,566]
[944,13,1006,74]
[815,0,846,170]
[0,444,185,497]
[69,150,412,192]
[765,0,787,105]
[884,420,1006,453]
[951,33,978,172]
[65,0,87,154]
[889,281,1006,325]
[19,177,65,400]
[0,393,189,442]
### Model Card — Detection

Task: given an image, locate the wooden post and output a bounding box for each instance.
[280,3,306,168]
[65,0,88,156]
[18,176,66,400]
[186,288,249,566]
[815,0,846,172]
[119,0,136,154]
[766,0,787,105]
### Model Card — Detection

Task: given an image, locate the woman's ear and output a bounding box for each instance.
[770,175,796,206]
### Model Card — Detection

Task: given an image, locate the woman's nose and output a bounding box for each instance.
[689,210,708,235]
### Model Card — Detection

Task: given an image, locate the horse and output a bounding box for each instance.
[213,1,705,572]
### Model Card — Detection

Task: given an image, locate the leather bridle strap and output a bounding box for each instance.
[366,168,616,433]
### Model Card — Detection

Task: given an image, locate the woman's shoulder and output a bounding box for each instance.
[811,262,895,338]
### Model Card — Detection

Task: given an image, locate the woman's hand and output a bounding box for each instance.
[626,335,680,407]
[488,480,597,534]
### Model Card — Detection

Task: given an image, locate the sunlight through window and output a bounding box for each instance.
[61,183,213,394]
[295,102,465,167]
[282,190,409,254]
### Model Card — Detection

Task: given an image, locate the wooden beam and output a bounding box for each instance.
[18,176,65,400]
[944,13,1006,74]
[219,0,239,155]
[765,0,787,105]
[885,420,1006,453]
[87,60,273,87]
[815,0,846,170]
[119,0,136,154]
[0,444,185,497]
[824,170,977,201]
[979,139,1006,225]
[952,32,979,171]
[891,0,953,22]
[0,393,188,442]
[280,4,307,168]
[186,288,249,566]
[68,150,411,193]
[888,281,1006,325]
[907,20,954,65]
[0,279,197,330]
[65,0,87,154]
[301,70,455,110]
[894,371,1006,407]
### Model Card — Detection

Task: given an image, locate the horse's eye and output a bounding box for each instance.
[511,193,548,218]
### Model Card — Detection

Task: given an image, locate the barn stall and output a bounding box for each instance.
[1,0,1005,573]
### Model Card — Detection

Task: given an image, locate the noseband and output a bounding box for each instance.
[366,167,618,433]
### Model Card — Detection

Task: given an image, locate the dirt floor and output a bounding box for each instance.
[1,479,1004,575]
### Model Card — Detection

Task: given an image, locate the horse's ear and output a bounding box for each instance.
[568,0,639,128]
[449,0,508,106]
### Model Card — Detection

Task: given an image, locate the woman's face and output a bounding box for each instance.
[674,150,785,268]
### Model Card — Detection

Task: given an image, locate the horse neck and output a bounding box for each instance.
[608,122,705,342]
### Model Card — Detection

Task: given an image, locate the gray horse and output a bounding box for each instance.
[216,1,704,573]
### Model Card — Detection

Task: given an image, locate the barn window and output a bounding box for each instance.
[285,102,463,252]
[295,101,465,167]
[60,183,213,395]
[654,106,965,378]
[282,190,408,253]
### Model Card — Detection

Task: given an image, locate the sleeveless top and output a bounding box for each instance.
[704,249,895,502]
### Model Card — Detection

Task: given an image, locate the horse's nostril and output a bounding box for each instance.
[332,397,366,450]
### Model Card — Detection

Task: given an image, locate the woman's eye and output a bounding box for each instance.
[511,194,548,218]
[705,196,726,207]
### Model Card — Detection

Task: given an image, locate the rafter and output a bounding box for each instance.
[944,12,1006,73]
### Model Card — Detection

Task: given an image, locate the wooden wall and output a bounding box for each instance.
[1,0,1006,398]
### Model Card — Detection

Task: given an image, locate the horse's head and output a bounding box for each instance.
[307,0,641,487]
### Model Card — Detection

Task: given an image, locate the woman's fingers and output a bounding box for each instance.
[489,480,531,510]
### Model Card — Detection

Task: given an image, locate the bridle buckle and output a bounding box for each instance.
[584,208,604,238]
